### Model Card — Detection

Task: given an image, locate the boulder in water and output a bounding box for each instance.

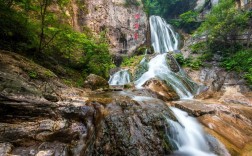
[143,78,179,101]
[166,53,180,73]
[84,74,109,90]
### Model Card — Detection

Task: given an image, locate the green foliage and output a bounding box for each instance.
[189,42,208,54]
[142,0,181,16]
[174,53,204,70]
[180,11,198,23]
[0,1,38,52]
[121,55,145,67]
[169,10,201,33]
[196,0,249,46]
[190,0,252,85]
[125,0,140,7]
[0,0,115,83]
[174,53,184,65]
[45,27,114,78]
[221,49,252,85]
[28,71,38,79]
[185,58,203,70]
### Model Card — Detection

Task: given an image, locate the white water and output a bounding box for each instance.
[150,15,179,53]
[133,16,197,99]
[134,53,193,99]
[108,15,229,155]
[167,107,217,156]
[109,69,131,85]
[131,94,229,155]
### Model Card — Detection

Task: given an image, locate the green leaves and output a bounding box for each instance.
[221,49,252,85]
[196,0,248,43]
[179,11,198,23]
[142,0,181,16]
[45,27,114,78]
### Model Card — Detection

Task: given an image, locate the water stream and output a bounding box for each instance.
[166,107,217,156]
[134,53,194,99]
[108,15,229,155]
[108,69,131,85]
[150,15,179,53]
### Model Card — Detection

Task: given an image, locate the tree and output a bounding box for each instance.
[196,0,249,51]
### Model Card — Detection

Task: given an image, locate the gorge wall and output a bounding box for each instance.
[67,0,148,56]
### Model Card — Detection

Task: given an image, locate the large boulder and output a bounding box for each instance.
[84,74,109,90]
[143,78,180,101]
[83,93,177,156]
[166,53,180,73]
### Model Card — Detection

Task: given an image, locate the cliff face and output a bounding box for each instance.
[71,0,148,55]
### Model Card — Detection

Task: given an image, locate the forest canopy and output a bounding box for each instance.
[0,0,114,84]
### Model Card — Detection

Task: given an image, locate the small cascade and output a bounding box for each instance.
[108,69,131,85]
[107,14,230,155]
[166,107,217,156]
[134,16,198,99]
[131,95,229,156]
[150,15,179,53]
[135,53,193,99]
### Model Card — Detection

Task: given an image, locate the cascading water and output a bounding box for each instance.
[108,14,229,155]
[135,53,193,98]
[109,69,131,85]
[131,94,229,156]
[134,15,197,99]
[166,107,217,156]
[150,15,179,53]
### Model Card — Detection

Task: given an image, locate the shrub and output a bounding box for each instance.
[221,49,252,85]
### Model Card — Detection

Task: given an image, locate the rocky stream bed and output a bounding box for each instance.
[0,51,252,156]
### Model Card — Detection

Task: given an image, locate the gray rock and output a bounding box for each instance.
[83,74,109,90]
[0,143,13,156]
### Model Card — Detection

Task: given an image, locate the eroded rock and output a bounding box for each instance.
[0,143,13,155]
[143,78,179,101]
[83,74,109,90]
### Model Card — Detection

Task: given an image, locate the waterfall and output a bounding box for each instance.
[166,107,217,156]
[107,14,230,155]
[150,15,179,53]
[135,53,194,98]
[109,16,197,99]
[134,16,197,99]
[132,96,229,156]
[109,69,131,85]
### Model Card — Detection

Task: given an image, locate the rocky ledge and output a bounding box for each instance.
[0,51,177,155]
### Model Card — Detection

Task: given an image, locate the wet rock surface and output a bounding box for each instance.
[83,94,177,156]
[166,54,180,73]
[0,51,177,155]
[0,92,176,156]
[143,78,180,101]
[169,99,252,154]
[83,74,109,90]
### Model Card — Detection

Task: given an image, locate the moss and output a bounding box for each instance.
[28,71,38,79]
[121,55,145,68]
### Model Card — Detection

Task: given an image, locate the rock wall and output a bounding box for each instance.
[72,0,148,55]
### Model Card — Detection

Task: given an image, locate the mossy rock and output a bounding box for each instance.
[83,74,109,90]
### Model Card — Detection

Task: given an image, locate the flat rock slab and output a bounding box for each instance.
[169,100,215,117]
